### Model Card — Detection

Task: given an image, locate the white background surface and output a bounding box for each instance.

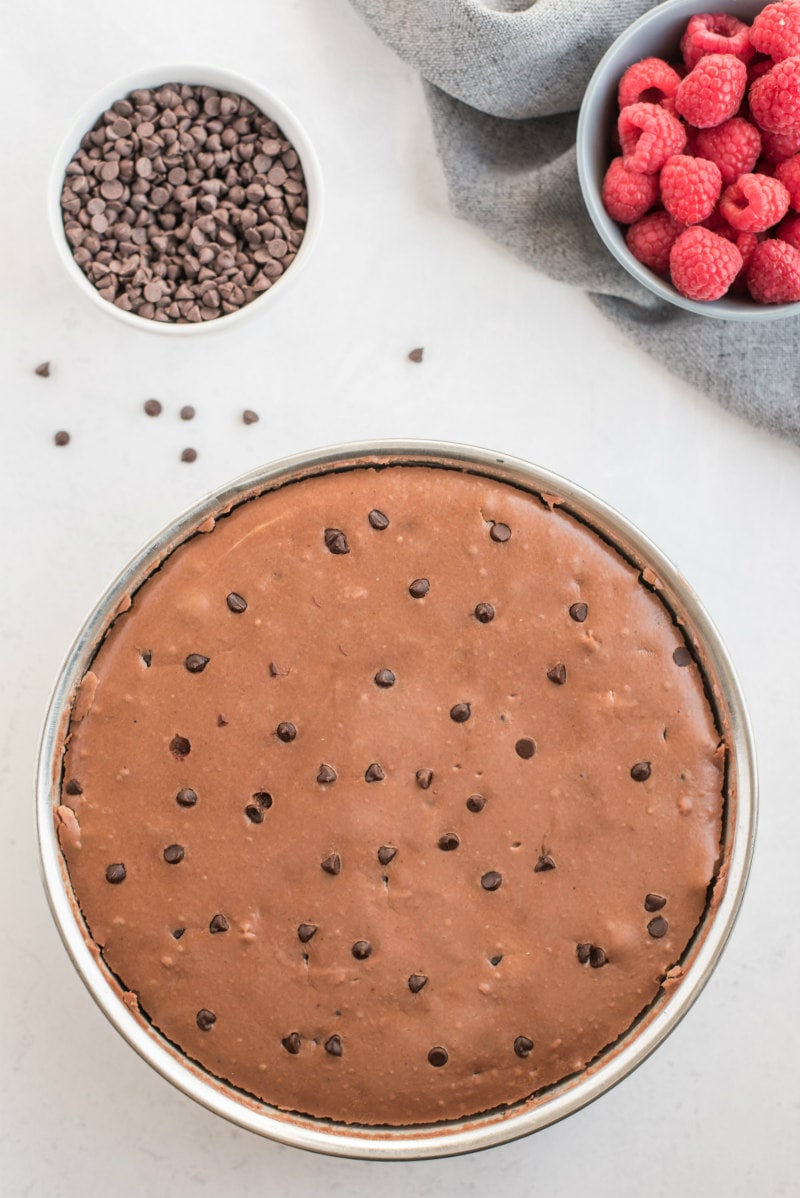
[2,1,798,1194]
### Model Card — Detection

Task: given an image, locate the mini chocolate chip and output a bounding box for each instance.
[547,663,567,685]
[176,787,197,807]
[35,361,50,377]
[474,602,495,623]
[569,602,588,623]
[317,763,337,784]
[481,870,502,891]
[631,761,652,782]
[374,668,396,688]
[172,928,186,940]
[144,398,162,416]
[65,778,83,796]
[428,1046,448,1067]
[226,591,247,613]
[514,1036,534,1058]
[365,762,385,783]
[196,1009,216,1031]
[252,791,273,810]
[438,832,460,852]
[647,916,669,939]
[282,1032,301,1054]
[644,893,667,912]
[408,577,430,598]
[105,863,126,884]
[169,735,191,758]
[673,646,692,667]
[276,721,297,742]
[489,954,503,967]
[368,509,389,530]
[515,737,536,759]
[352,939,372,960]
[466,794,486,813]
[416,768,433,789]
[140,649,152,668]
[534,854,556,872]
[298,923,317,943]
[180,405,196,421]
[245,804,264,823]
[408,974,428,993]
[321,852,341,876]
[576,943,592,964]
[324,1034,343,1056]
[209,913,229,934]
[185,653,209,673]
[242,409,259,424]
[163,844,184,864]
[181,448,197,463]
[490,522,511,543]
[377,845,397,865]
[590,946,608,968]
[408,347,424,363]
[54,430,70,447]
[324,528,349,555]
[450,702,471,723]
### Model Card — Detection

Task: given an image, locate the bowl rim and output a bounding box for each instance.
[576,0,800,321]
[36,438,758,1159]
[47,62,323,335]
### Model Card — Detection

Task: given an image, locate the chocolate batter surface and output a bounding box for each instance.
[57,465,725,1125]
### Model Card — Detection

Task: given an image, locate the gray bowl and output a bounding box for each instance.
[577,0,799,320]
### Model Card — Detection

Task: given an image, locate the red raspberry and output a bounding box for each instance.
[669,226,743,300]
[775,210,800,247]
[618,57,682,111]
[749,57,800,134]
[694,117,762,184]
[760,125,800,162]
[625,210,683,274]
[680,13,755,70]
[750,1,800,62]
[775,152,800,207]
[602,157,659,223]
[748,56,775,84]
[719,172,790,231]
[747,237,800,300]
[660,154,723,224]
[675,54,747,128]
[618,102,687,173]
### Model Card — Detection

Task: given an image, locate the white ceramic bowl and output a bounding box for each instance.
[48,64,323,334]
[577,0,799,320]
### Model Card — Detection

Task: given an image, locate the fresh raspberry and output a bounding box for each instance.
[775,210,800,247]
[749,57,800,134]
[694,117,762,184]
[747,237,800,300]
[680,13,755,70]
[760,125,800,162]
[660,154,723,224]
[775,152,800,207]
[669,226,743,299]
[675,54,747,128]
[618,102,687,173]
[750,1,800,62]
[625,210,684,274]
[602,157,659,223]
[719,172,790,231]
[618,57,682,111]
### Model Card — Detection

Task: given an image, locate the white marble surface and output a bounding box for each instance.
[2,2,798,1194]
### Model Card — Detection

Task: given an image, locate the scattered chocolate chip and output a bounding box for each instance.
[196,1009,216,1031]
[644,893,667,912]
[481,870,502,891]
[377,845,397,865]
[374,668,396,688]
[490,522,511,543]
[569,602,588,623]
[534,854,556,872]
[144,398,162,416]
[352,940,372,960]
[242,409,259,425]
[408,577,430,599]
[408,347,424,363]
[252,791,273,811]
[673,646,692,667]
[54,431,70,447]
[368,509,389,530]
[181,448,197,463]
[169,735,191,759]
[438,832,460,852]
[217,714,228,727]
[474,602,495,623]
[576,943,592,964]
[226,591,247,613]
[647,916,669,939]
[172,928,186,940]
[34,361,50,377]
[489,954,503,967]
[276,721,297,742]
[176,787,197,807]
[209,914,229,934]
[184,653,209,673]
[316,763,337,784]
[65,778,83,796]
[466,793,486,813]
[590,946,608,968]
[450,702,471,723]
[105,863,126,884]
[324,528,349,555]
[631,761,652,782]
[514,1036,534,1058]
[180,405,196,421]
[140,649,152,668]
[515,737,536,759]
[163,844,184,864]
[298,923,317,943]
[428,1046,448,1067]
[416,768,433,789]
[324,1034,343,1056]
[268,661,286,677]
[245,804,264,823]
[408,974,428,993]
[282,1032,301,1054]
[321,852,341,876]
[365,762,385,783]
[547,663,567,685]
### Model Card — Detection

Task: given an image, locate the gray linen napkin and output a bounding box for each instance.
[349,0,800,444]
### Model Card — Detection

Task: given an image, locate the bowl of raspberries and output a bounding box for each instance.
[577,0,800,316]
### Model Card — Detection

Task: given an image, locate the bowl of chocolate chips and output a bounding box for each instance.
[49,65,322,331]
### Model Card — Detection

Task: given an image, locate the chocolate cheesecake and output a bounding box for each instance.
[55,462,727,1126]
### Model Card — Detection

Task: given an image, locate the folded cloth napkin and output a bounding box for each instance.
[349,0,800,444]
